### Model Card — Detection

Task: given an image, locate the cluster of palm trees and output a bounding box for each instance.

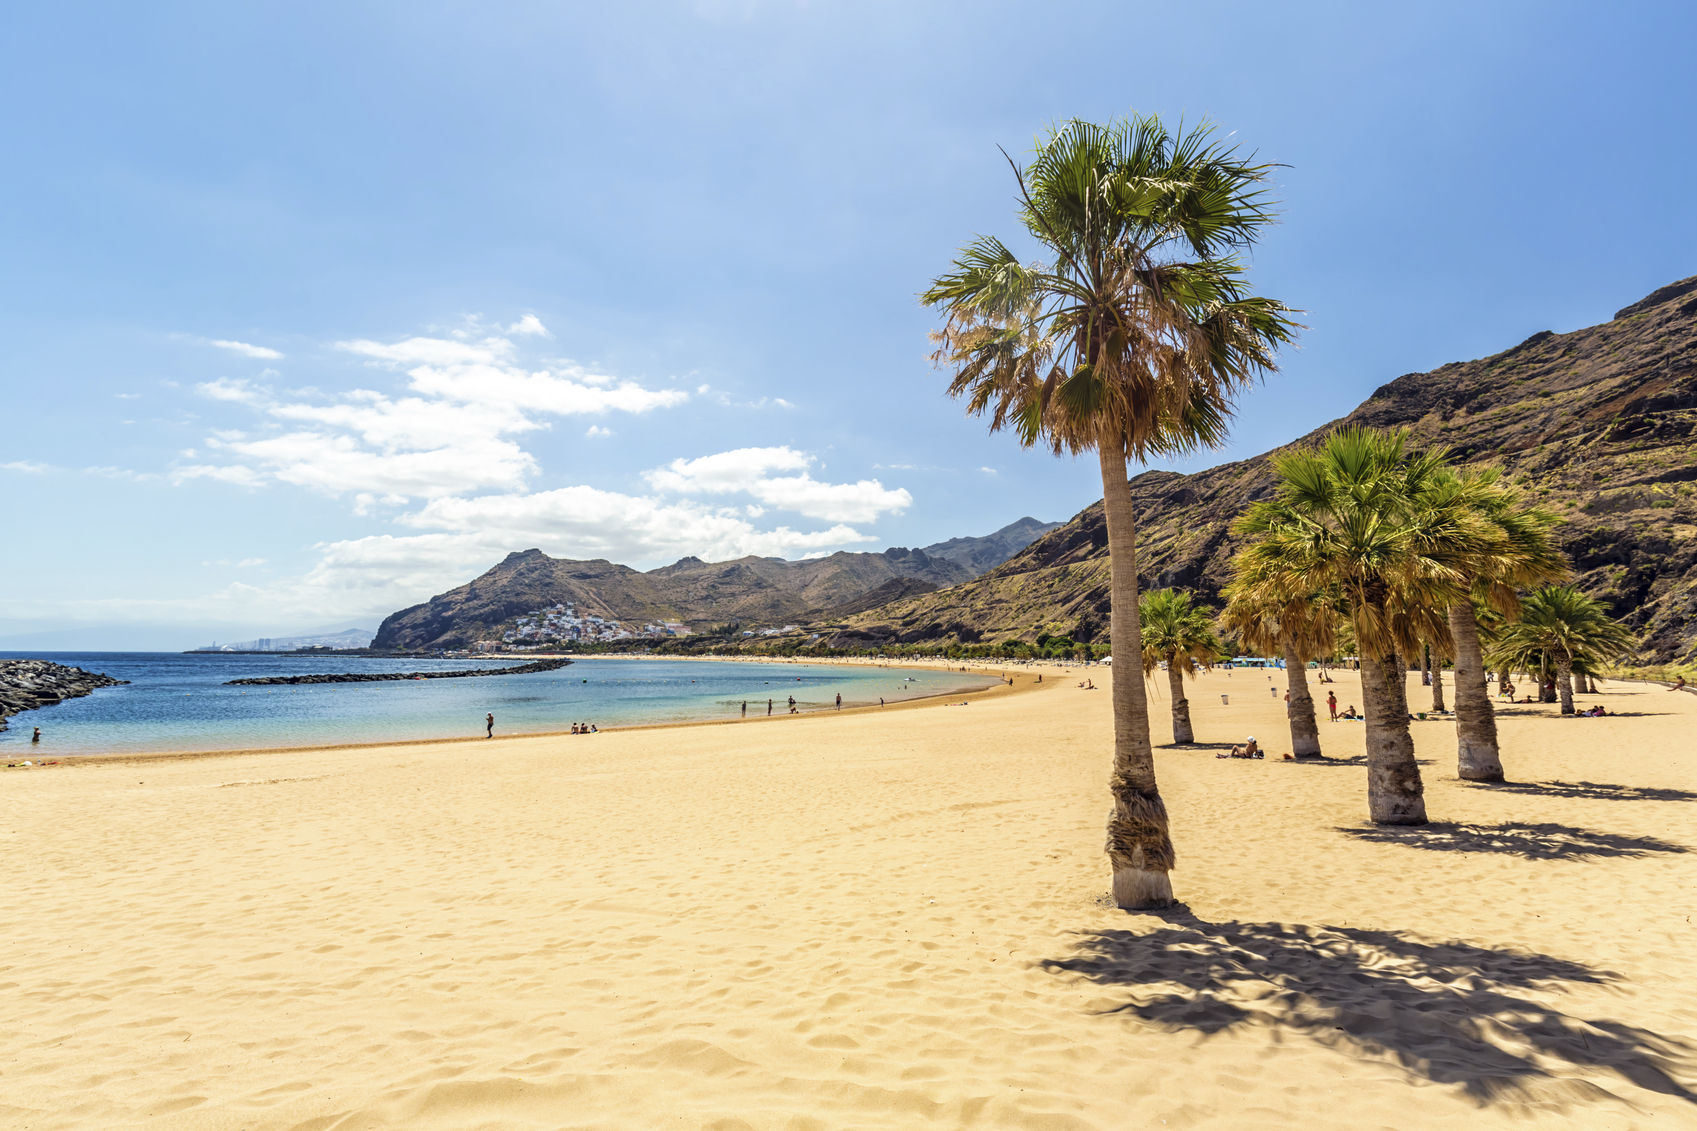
[923,112,1642,909]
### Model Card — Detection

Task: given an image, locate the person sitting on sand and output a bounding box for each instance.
[589,723,598,732]
[1670,676,1687,691]
[1228,736,1263,759]
[1498,680,1515,700]
[571,723,580,734]
[1340,705,1360,720]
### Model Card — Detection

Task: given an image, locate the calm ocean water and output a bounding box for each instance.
[0,652,1000,757]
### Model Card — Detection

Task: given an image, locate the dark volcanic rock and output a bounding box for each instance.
[226,658,573,685]
[837,274,1697,660]
[0,660,128,730]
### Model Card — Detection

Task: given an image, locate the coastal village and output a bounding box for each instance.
[490,601,690,649]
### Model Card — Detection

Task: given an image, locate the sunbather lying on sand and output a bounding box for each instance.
[1219,737,1263,759]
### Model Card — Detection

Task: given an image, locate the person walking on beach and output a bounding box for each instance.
[741,701,747,716]
[1326,691,1338,721]
[485,713,494,738]
[767,699,773,716]
[835,693,842,711]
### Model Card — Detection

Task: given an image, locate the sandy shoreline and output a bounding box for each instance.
[3,663,1692,1128]
[12,657,1033,768]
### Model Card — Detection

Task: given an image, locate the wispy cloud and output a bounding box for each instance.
[181,329,689,500]
[2,460,53,474]
[506,314,551,337]
[180,335,285,359]
[645,446,911,523]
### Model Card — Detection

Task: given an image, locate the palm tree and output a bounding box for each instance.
[923,114,1299,906]
[1218,581,1336,757]
[1232,428,1489,824]
[1139,588,1221,743]
[1425,468,1566,780]
[1489,587,1637,714]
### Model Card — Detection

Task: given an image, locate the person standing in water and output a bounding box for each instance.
[767,699,773,716]
[835,693,842,711]
[741,701,747,717]
[485,713,494,738]
[32,727,41,743]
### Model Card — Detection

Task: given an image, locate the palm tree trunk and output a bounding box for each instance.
[1360,645,1427,825]
[1556,654,1575,715]
[1166,660,1194,743]
[1421,645,1431,687]
[1431,661,1446,712]
[1539,660,1557,703]
[1283,641,1321,757]
[1448,603,1503,781]
[1097,444,1173,908]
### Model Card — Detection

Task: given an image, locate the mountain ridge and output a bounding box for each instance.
[372,518,1059,650]
[826,275,1697,661]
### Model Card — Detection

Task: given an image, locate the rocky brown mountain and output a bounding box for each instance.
[919,517,1063,574]
[829,275,1697,661]
[374,534,1028,651]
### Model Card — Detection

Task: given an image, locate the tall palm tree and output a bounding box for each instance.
[1489,586,1637,714]
[1139,588,1221,744]
[923,114,1298,906]
[1218,580,1337,757]
[1231,428,1489,824]
[1424,468,1566,779]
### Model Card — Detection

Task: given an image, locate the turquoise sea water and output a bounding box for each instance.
[0,652,1000,757]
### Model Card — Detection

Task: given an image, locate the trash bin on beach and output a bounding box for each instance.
[1221,694,1229,705]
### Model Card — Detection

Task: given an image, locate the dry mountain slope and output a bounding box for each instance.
[831,275,1697,661]
[374,519,1058,650]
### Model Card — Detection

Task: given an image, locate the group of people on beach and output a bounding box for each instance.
[1323,691,1360,720]
[570,722,597,733]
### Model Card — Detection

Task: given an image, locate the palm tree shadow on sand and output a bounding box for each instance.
[1044,910,1697,1108]
[1339,822,1690,860]
[1468,780,1697,803]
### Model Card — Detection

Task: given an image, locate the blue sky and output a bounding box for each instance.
[3,0,1693,648]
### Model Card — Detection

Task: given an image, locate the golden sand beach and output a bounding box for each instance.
[3,665,1693,1129]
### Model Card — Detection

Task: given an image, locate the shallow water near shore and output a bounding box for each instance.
[0,652,999,756]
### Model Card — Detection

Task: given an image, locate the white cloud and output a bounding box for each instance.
[182,329,688,501]
[204,338,284,359]
[395,485,871,565]
[116,392,141,399]
[84,466,160,481]
[170,464,267,488]
[125,320,908,628]
[979,466,999,476]
[506,314,551,337]
[2,460,52,474]
[645,446,911,523]
[646,447,812,493]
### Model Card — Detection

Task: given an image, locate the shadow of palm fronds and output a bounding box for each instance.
[1469,780,1697,803]
[1339,821,1689,860]
[1044,913,1696,1107]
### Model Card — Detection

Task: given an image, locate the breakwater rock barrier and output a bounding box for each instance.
[225,657,575,686]
[0,660,130,730]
